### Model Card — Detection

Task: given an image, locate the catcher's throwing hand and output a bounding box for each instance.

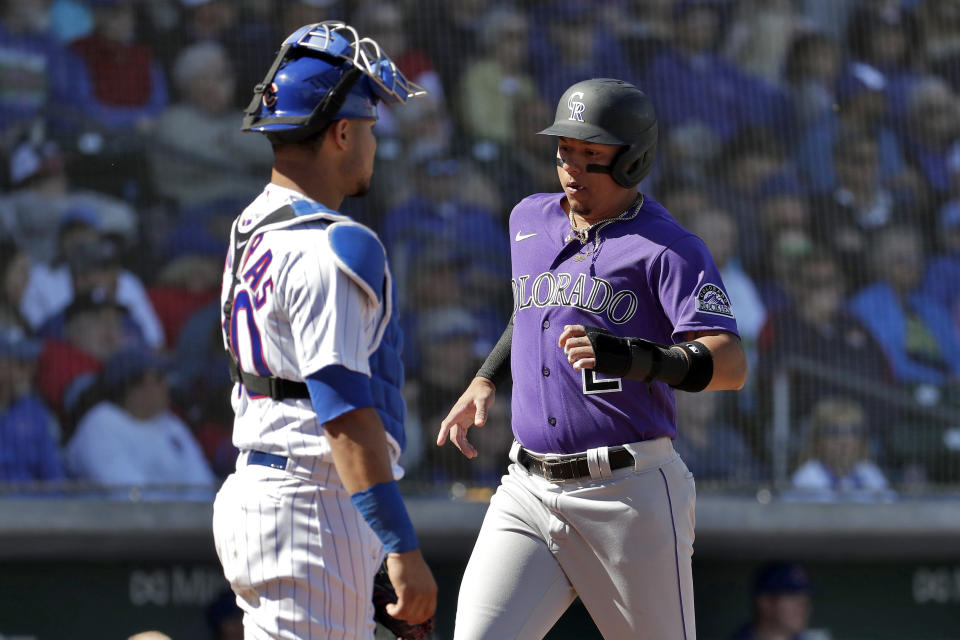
[559,324,596,371]
[375,552,437,639]
[436,377,496,459]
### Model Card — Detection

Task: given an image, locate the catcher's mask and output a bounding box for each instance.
[242,21,427,144]
[539,78,658,188]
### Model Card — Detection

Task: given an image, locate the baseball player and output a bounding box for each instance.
[211,22,437,639]
[437,78,748,639]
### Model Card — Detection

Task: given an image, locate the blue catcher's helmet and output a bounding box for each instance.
[242,21,426,144]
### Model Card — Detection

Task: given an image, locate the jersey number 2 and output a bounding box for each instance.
[581,369,622,395]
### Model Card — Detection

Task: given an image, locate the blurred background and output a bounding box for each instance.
[0,0,959,638]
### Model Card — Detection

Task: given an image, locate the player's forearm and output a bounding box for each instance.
[325,406,396,492]
[690,333,748,391]
[327,406,420,554]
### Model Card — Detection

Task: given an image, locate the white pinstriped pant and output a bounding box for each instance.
[454,438,697,640]
[213,460,384,640]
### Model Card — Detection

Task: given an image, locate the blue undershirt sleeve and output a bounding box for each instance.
[305,365,374,425]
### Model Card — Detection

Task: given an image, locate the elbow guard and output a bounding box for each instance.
[585,327,713,392]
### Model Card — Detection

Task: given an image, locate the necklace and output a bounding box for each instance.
[565,194,644,261]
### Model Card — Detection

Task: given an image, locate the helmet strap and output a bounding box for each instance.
[243,48,366,143]
[243,42,295,123]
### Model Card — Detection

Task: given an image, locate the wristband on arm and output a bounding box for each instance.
[584,326,714,392]
[350,481,419,553]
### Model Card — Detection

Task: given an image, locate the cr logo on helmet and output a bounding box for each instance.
[567,91,586,122]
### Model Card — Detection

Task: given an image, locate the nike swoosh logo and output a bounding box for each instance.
[515,231,537,241]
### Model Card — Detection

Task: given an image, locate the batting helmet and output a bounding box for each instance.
[539,78,658,188]
[242,21,426,144]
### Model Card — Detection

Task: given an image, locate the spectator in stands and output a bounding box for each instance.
[65,345,216,499]
[795,61,908,193]
[789,396,893,502]
[709,127,795,272]
[722,0,801,84]
[26,231,163,351]
[782,30,843,128]
[901,76,960,199]
[809,125,915,290]
[0,324,65,484]
[673,391,761,486]
[640,1,793,145]
[656,121,723,191]
[147,220,224,347]
[413,0,484,100]
[68,0,168,132]
[751,172,814,313]
[923,201,960,336]
[0,237,32,330]
[0,0,83,138]
[0,133,137,265]
[527,0,633,103]
[728,562,814,640]
[598,0,673,72]
[34,289,125,419]
[178,0,280,108]
[457,6,537,146]
[468,91,557,209]
[757,248,891,424]
[915,0,960,93]
[850,224,960,387]
[652,173,711,225]
[148,40,272,208]
[845,3,926,130]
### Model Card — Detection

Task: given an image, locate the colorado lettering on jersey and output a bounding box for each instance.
[512,271,639,324]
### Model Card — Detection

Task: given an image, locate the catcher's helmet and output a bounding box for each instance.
[242,21,426,144]
[539,78,658,188]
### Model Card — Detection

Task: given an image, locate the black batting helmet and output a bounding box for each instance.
[538,78,658,188]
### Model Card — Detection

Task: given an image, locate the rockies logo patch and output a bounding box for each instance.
[696,284,734,317]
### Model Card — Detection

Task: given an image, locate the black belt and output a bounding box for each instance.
[517,446,634,482]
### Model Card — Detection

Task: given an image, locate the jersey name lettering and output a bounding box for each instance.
[243,249,274,309]
[512,271,639,324]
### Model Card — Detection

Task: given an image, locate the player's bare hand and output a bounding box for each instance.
[436,377,496,459]
[559,324,596,370]
[384,549,438,625]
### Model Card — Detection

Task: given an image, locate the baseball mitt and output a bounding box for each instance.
[373,563,435,640]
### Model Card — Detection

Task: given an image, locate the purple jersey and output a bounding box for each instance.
[509,192,740,454]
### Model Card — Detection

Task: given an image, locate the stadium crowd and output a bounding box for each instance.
[2,0,960,499]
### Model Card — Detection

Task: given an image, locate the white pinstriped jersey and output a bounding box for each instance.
[220,183,403,474]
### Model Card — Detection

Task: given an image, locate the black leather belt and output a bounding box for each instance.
[517,446,634,481]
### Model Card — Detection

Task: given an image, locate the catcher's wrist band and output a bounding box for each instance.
[351,481,418,553]
[585,327,713,392]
